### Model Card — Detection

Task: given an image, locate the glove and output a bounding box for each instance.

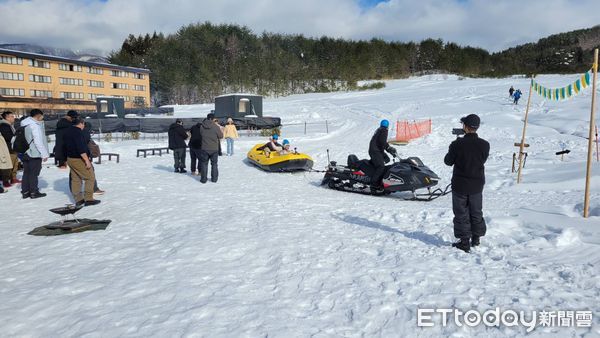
[383,153,391,164]
[387,146,398,157]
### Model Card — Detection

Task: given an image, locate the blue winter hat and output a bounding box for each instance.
[380,119,390,128]
[272,134,279,140]
[283,139,290,145]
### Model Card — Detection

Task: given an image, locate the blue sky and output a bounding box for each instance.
[0,0,599,54]
[358,0,389,8]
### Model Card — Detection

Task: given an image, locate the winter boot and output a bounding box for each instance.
[471,236,480,247]
[30,192,47,199]
[11,178,22,184]
[2,180,11,188]
[452,238,471,253]
[179,168,187,174]
[174,168,180,173]
[84,200,101,206]
[22,191,30,199]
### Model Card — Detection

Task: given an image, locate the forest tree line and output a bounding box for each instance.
[108,23,600,105]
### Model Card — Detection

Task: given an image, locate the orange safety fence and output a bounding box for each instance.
[391,119,432,143]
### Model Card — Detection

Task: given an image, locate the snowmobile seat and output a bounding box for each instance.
[347,154,360,169]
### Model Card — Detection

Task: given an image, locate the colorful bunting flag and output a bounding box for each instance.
[531,69,593,101]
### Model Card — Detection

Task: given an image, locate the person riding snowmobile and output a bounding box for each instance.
[369,119,397,190]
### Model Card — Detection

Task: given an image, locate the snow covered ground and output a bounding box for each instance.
[1,75,599,337]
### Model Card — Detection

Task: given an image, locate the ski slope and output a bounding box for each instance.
[0,75,599,337]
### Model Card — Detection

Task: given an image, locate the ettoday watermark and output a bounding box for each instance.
[417,308,593,332]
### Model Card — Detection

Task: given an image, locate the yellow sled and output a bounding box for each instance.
[247,144,314,172]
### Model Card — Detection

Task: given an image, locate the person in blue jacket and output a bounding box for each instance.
[513,89,522,104]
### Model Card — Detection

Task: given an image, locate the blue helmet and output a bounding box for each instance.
[380,119,390,128]
[272,134,279,140]
[283,139,290,145]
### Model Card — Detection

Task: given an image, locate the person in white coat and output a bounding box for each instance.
[20,109,49,199]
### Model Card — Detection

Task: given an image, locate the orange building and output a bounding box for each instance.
[0,48,150,116]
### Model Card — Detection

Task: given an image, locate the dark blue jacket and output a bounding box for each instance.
[63,126,89,159]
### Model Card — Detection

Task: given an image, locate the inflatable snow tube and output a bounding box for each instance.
[247,144,313,172]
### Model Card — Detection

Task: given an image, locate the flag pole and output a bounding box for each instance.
[584,48,598,218]
[517,77,534,184]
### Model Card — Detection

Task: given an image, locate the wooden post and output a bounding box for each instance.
[517,77,535,183]
[326,120,329,134]
[584,48,598,218]
[304,121,307,135]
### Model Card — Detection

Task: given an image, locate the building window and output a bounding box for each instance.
[29,74,52,83]
[87,66,103,75]
[0,88,25,96]
[133,84,146,91]
[60,92,84,100]
[28,59,50,69]
[0,72,24,81]
[88,93,104,100]
[133,73,146,80]
[88,80,104,88]
[59,63,82,72]
[0,56,23,65]
[111,82,128,90]
[110,70,128,77]
[30,90,52,98]
[59,77,83,86]
[114,95,130,102]
[133,96,146,105]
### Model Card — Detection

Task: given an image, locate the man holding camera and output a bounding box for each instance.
[444,114,489,253]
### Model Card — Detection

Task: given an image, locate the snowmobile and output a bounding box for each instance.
[320,154,451,201]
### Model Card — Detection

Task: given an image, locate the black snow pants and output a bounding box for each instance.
[452,191,486,239]
[369,150,386,187]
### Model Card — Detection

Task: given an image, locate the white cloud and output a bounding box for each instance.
[0,0,598,55]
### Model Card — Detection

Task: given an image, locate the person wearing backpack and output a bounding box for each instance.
[18,109,49,199]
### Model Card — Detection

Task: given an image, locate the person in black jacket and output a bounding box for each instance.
[368,119,397,191]
[168,119,189,173]
[0,111,19,186]
[64,119,100,206]
[444,114,490,253]
[188,122,202,175]
[67,122,104,195]
[54,110,78,168]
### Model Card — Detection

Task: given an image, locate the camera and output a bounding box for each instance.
[452,128,465,136]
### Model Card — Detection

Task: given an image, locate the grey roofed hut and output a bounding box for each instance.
[214,94,263,118]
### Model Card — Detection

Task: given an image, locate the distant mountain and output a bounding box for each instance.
[0,43,108,63]
[491,25,600,74]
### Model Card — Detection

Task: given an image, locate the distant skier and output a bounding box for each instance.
[368,119,397,192]
[513,89,522,104]
[509,86,514,98]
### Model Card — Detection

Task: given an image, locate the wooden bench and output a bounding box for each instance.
[96,153,120,164]
[136,147,170,158]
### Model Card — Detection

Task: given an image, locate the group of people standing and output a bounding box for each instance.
[168,113,239,184]
[0,109,49,197]
[0,109,101,206]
